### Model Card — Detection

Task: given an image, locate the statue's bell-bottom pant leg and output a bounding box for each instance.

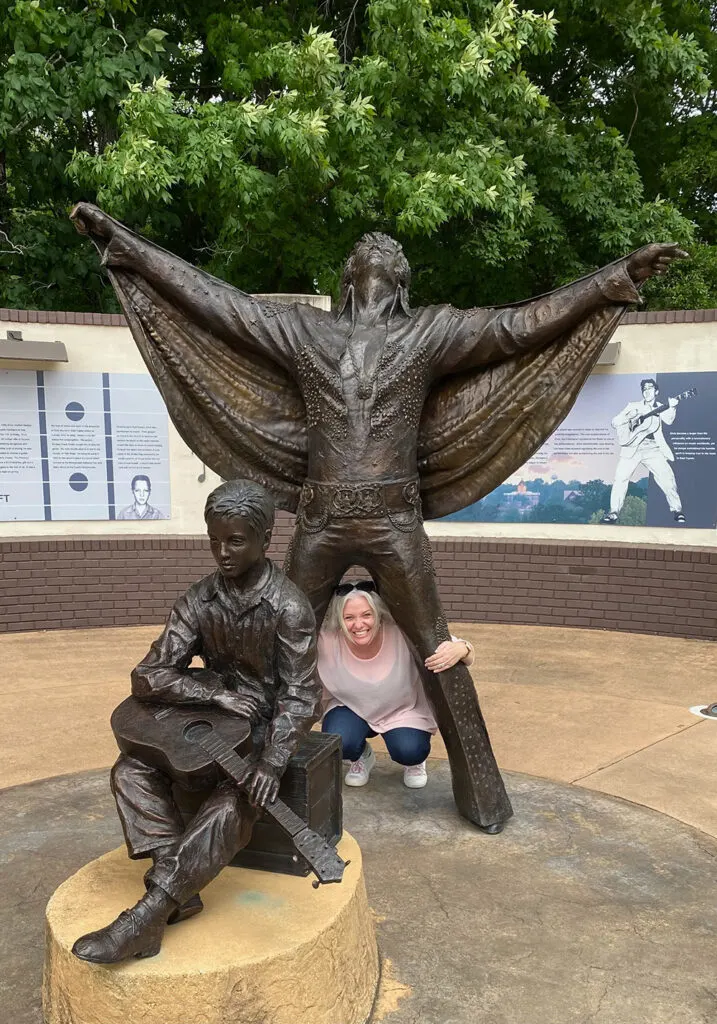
[284,522,354,628]
[362,521,513,829]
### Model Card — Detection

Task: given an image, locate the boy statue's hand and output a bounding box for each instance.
[244,762,281,808]
[213,690,261,722]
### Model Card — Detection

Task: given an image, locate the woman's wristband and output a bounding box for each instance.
[455,638,473,661]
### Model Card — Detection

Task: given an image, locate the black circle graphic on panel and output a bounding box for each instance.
[65,402,85,422]
[69,473,89,492]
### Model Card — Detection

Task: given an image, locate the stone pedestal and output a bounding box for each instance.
[43,833,378,1024]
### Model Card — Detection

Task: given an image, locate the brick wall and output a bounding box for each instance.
[431,540,716,639]
[1,513,715,640]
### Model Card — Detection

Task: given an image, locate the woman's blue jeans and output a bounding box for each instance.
[323,705,431,766]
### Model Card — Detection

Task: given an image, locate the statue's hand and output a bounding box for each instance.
[626,243,688,284]
[213,689,262,723]
[244,762,281,808]
[70,202,114,241]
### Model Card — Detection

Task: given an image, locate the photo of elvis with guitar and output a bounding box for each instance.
[602,378,697,525]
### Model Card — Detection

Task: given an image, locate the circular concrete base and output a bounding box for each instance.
[43,833,378,1024]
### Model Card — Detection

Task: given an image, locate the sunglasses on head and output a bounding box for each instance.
[334,580,377,598]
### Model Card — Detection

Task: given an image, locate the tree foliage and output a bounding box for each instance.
[590,494,647,526]
[518,0,717,308]
[0,0,713,311]
[0,0,174,309]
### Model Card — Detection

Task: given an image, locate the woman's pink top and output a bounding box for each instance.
[318,621,438,734]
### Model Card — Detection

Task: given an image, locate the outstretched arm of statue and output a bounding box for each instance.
[434,243,688,374]
[70,202,295,370]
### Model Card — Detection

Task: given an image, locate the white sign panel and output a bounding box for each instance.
[0,370,171,521]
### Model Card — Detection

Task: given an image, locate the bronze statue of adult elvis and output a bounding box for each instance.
[71,201,686,832]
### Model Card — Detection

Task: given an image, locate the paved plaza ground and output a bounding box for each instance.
[2,622,716,1022]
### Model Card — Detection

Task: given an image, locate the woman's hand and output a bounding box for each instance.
[425,640,471,673]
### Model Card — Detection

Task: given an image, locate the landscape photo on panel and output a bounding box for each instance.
[441,372,717,528]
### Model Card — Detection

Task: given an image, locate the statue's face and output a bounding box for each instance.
[340,232,410,310]
[206,514,267,581]
[352,241,402,291]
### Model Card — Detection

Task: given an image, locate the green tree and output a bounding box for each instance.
[527,502,583,523]
[518,0,717,309]
[1,0,712,311]
[643,241,717,310]
[621,496,647,526]
[0,0,177,309]
[576,479,611,517]
[590,495,647,526]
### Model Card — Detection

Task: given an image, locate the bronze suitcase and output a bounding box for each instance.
[232,731,343,876]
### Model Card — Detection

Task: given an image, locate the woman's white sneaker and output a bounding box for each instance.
[344,744,376,787]
[403,761,428,789]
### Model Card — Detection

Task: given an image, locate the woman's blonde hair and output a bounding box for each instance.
[323,585,392,645]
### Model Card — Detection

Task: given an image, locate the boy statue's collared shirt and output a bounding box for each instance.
[131,559,319,771]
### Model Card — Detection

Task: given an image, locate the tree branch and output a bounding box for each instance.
[625,90,639,145]
[0,230,36,256]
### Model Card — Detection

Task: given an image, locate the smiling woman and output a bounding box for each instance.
[318,582,474,792]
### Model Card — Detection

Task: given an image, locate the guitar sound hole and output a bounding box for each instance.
[183,720,214,743]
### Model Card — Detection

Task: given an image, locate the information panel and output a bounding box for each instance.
[442,371,717,528]
[0,370,170,521]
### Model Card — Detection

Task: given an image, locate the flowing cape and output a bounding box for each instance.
[417,302,624,518]
[101,231,628,520]
[109,268,308,513]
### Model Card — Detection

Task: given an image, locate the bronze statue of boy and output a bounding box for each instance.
[72,479,320,964]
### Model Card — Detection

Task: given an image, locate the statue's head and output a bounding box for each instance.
[204,479,275,581]
[339,232,411,317]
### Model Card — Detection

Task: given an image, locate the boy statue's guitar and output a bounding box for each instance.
[111,696,347,886]
[615,388,697,447]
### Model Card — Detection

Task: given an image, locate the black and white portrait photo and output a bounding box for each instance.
[117,474,167,521]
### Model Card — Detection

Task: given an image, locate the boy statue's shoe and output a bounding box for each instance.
[72,886,175,964]
[72,908,165,963]
[167,892,204,925]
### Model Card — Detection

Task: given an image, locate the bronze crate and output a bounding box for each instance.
[232,731,343,876]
